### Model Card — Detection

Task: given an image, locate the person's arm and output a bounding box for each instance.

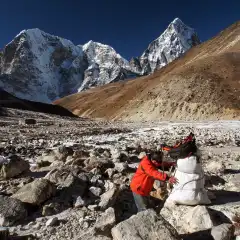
[140,159,168,181]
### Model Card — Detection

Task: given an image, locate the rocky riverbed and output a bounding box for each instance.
[0,111,239,240]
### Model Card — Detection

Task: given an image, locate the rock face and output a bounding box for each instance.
[131,18,200,74]
[0,18,199,103]
[211,224,234,240]
[182,206,214,233]
[0,195,28,226]
[94,207,116,233]
[0,155,29,180]
[0,29,87,103]
[111,209,180,240]
[80,41,139,91]
[11,179,56,206]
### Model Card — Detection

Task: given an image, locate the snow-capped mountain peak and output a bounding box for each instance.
[131,18,200,74]
[0,18,200,103]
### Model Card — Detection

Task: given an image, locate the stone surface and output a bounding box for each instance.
[211,224,234,240]
[182,206,214,233]
[46,217,58,227]
[95,207,116,233]
[74,196,87,208]
[0,155,29,180]
[99,185,119,210]
[89,187,102,197]
[0,195,28,226]
[12,179,56,206]
[114,162,128,173]
[111,209,180,240]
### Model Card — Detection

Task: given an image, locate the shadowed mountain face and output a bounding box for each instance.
[0,89,77,117]
[55,21,240,121]
[0,18,199,103]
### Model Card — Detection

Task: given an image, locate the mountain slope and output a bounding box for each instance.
[0,88,76,117]
[54,21,240,121]
[0,18,199,103]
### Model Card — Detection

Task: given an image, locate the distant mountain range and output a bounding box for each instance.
[0,18,199,103]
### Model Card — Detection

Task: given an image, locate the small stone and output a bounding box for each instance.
[46,217,58,227]
[74,196,87,208]
[82,221,89,229]
[88,205,98,211]
[89,187,102,197]
[114,162,128,173]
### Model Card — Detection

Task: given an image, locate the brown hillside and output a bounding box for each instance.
[54,21,240,121]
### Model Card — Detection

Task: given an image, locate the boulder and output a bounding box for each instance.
[0,195,28,226]
[99,184,119,210]
[0,155,29,180]
[161,204,215,234]
[111,209,180,240]
[211,224,234,240]
[12,179,56,206]
[44,167,87,197]
[85,157,114,172]
[74,228,112,240]
[95,207,116,233]
[182,206,214,233]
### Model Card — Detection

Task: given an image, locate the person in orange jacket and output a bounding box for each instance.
[130,151,178,212]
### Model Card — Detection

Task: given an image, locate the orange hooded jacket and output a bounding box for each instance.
[130,156,171,196]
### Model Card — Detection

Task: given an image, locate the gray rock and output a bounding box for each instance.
[74,196,87,208]
[88,205,98,211]
[89,187,102,197]
[211,224,234,240]
[95,207,116,233]
[114,162,128,173]
[12,179,56,206]
[86,157,114,172]
[0,155,29,180]
[105,168,115,178]
[99,184,119,210]
[42,202,66,216]
[182,206,214,233]
[45,168,87,198]
[0,195,28,226]
[74,228,111,240]
[111,209,180,240]
[46,217,58,227]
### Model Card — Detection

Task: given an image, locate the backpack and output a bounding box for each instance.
[162,133,197,160]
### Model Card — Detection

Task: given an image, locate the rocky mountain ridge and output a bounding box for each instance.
[0,18,199,103]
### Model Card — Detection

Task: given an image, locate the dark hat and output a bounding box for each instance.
[150,151,163,162]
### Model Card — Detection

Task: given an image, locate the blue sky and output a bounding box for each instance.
[1,0,239,59]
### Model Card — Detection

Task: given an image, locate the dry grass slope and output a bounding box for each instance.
[54,21,240,121]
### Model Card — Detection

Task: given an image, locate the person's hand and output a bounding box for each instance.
[168,176,178,185]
